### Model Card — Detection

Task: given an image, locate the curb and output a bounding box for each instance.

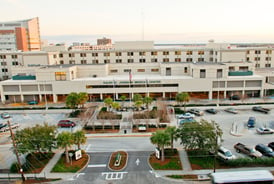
[108,150,128,172]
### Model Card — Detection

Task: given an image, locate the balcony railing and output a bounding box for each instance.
[228,71,253,76]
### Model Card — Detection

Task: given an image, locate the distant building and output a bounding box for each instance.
[97,37,112,45]
[0,17,41,51]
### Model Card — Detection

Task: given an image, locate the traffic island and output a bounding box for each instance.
[108,151,128,171]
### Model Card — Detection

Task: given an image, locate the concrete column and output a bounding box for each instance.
[20,95,24,103]
[100,93,103,100]
[115,93,118,100]
[1,92,6,104]
[53,94,58,103]
[208,90,212,100]
[260,89,264,98]
[39,94,42,102]
[162,92,165,98]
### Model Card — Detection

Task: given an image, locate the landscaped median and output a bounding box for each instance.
[108,151,128,171]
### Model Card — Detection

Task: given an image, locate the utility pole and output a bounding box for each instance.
[7,120,25,181]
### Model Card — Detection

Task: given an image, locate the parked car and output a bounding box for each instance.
[179,118,195,125]
[1,112,10,119]
[234,142,262,158]
[247,117,256,128]
[0,123,7,130]
[268,142,274,150]
[224,108,238,114]
[252,106,270,114]
[256,127,274,134]
[57,120,76,127]
[187,109,204,116]
[27,100,38,105]
[177,113,195,119]
[255,144,274,157]
[0,123,19,132]
[229,95,240,100]
[217,146,236,160]
[205,108,218,114]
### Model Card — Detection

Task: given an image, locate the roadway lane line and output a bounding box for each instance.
[87,164,106,168]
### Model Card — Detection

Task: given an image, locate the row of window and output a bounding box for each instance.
[246,57,272,61]
[247,50,272,54]
[0,55,17,59]
[86,84,179,89]
[1,61,19,66]
[110,68,159,73]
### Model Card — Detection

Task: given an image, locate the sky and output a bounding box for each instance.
[2,0,274,44]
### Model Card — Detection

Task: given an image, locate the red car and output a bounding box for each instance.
[57,120,76,127]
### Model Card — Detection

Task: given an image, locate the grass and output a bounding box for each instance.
[167,174,198,180]
[187,150,215,169]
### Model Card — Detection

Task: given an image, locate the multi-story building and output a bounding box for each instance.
[0,17,41,51]
[0,41,274,104]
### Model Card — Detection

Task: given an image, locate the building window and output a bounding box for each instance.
[175,58,181,62]
[151,68,159,72]
[104,52,110,57]
[53,54,57,58]
[266,50,272,54]
[127,52,134,56]
[80,53,86,57]
[175,51,181,55]
[229,66,235,71]
[239,66,248,71]
[11,55,17,59]
[163,51,169,55]
[246,57,250,61]
[209,57,213,62]
[198,51,204,55]
[60,60,64,64]
[163,58,169,62]
[59,53,63,58]
[1,62,7,66]
[69,53,75,57]
[137,69,145,72]
[151,58,157,63]
[116,52,122,56]
[104,59,110,63]
[254,57,260,61]
[69,60,75,64]
[55,72,66,81]
[184,67,188,73]
[255,63,260,68]
[266,57,271,61]
[217,69,223,78]
[124,69,131,73]
[139,59,146,63]
[200,69,206,78]
[186,58,192,62]
[92,60,99,64]
[12,61,18,65]
[255,50,261,54]
[110,69,118,73]
[151,51,157,56]
[246,50,250,54]
[116,59,122,63]
[81,60,87,64]
[198,58,204,62]
[2,68,8,72]
[2,75,8,80]
[139,51,145,56]
[265,63,271,68]
[0,55,6,59]
[210,50,214,55]
[128,59,134,63]
[92,53,98,57]
[186,51,193,55]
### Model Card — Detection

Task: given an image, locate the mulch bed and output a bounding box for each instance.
[108,151,127,171]
[85,129,119,134]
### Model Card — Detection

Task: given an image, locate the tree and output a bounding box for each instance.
[14,123,57,154]
[175,92,190,112]
[143,96,153,110]
[150,130,170,162]
[104,97,113,111]
[66,92,79,110]
[78,92,88,108]
[119,95,127,107]
[134,100,143,110]
[176,119,223,154]
[73,130,87,150]
[57,132,74,163]
[165,126,177,150]
[112,102,121,111]
[133,94,143,102]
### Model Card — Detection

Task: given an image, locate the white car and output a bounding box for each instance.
[0,123,19,132]
[177,113,195,119]
[256,127,274,134]
[217,147,236,160]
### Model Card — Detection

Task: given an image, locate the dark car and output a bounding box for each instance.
[268,142,274,150]
[28,100,38,105]
[57,120,76,127]
[247,117,256,128]
[0,123,7,129]
[252,106,270,114]
[229,95,240,100]
[187,109,204,116]
[255,144,274,157]
[205,108,218,114]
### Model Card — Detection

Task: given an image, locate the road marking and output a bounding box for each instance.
[136,158,140,166]
[76,173,85,178]
[88,164,106,168]
[85,144,91,151]
[102,172,128,180]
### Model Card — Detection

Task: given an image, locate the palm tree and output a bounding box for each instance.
[112,102,121,111]
[150,130,170,162]
[119,95,127,108]
[73,130,87,150]
[57,132,74,163]
[133,94,143,102]
[143,96,153,110]
[66,92,78,110]
[175,92,190,112]
[134,100,143,110]
[165,126,177,150]
[104,97,113,111]
[78,92,88,108]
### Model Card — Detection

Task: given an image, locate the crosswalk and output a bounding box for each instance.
[101,172,128,180]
